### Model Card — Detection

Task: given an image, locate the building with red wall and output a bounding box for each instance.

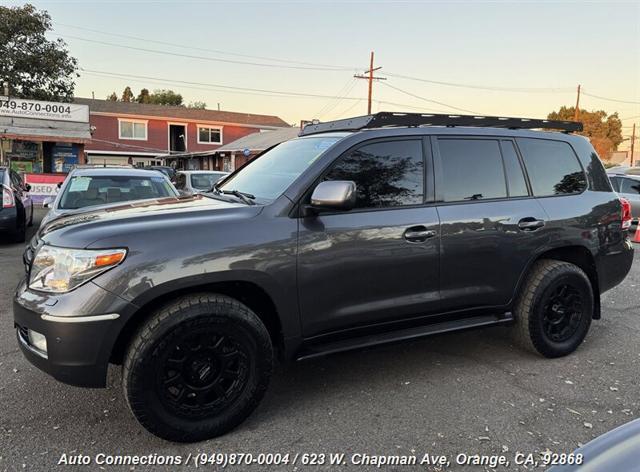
[74,98,289,168]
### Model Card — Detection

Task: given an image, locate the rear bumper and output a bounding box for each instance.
[13,278,136,388]
[598,237,634,294]
[0,207,18,232]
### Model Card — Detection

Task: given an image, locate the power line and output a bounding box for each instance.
[381,82,482,114]
[380,71,574,93]
[81,68,367,101]
[582,91,640,105]
[54,23,358,71]
[61,34,355,72]
[315,78,359,119]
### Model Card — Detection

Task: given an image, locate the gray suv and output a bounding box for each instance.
[14,113,634,442]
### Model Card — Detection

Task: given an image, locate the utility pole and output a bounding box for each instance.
[573,84,581,121]
[631,123,636,166]
[354,51,386,115]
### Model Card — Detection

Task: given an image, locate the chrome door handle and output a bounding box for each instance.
[518,218,545,231]
[404,226,436,242]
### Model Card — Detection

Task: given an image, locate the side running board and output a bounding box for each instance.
[296,313,513,361]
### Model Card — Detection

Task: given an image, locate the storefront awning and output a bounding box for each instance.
[0,117,92,144]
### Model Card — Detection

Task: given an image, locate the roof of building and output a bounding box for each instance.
[74,98,290,128]
[216,126,301,152]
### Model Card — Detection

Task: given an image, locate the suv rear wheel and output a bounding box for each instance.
[123,293,273,442]
[513,259,593,358]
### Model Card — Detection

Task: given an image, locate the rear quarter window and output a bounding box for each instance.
[516,138,587,196]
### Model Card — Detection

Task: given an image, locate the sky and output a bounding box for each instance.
[8,0,640,147]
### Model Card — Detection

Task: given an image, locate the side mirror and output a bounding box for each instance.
[309,180,356,212]
[25,184,31,192]
[57,182,62,189]
[42,197,54,208]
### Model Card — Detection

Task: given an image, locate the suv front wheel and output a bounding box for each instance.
[513,259,593,358]
[123,293,273,442]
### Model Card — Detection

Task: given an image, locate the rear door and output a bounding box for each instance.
[434,137,548,311]
[297,137,441,337]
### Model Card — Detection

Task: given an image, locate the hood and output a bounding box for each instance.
[39,194,260,248]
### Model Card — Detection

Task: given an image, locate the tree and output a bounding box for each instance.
[548,106,623,159]
[137,88,151,104]
[149,89,183,106]
[0,4,78,101]
[106,92,118,101]
[187,101,207,109]
[121,86,134,102]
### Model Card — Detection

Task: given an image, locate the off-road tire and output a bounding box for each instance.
[123,293,273,442]
[513,259,593,358]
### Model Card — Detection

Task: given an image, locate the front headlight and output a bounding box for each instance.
[29,245,127,293]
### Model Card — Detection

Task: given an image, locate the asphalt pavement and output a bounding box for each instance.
[1,209,638,471]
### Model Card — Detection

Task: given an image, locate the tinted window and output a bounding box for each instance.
[500,141,529,197]
[438,139,506,202]
[59,175,175,209]
[609,176,621,192]
[325,140,424,208]
[517,139,587,196]
[190,173,226,190]
[620,177,640,195]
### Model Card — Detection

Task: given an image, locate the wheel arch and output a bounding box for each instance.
[110,280,286,365]
[513,245,601,320]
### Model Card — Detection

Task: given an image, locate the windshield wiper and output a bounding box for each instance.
[220,189,256,205]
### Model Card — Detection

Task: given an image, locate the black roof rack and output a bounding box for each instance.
[300,112,583,136]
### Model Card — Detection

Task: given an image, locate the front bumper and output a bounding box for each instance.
[13,278,136,388]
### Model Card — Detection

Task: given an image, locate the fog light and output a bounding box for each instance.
[27,329,47,354]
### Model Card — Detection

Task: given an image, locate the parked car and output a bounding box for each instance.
[549,418,640,471]
[174,170,230,194]
[0,167,33,242]
[608,170,640,228]
[40,167,179,228]
[144,165,177,182]
[14,113,633,442]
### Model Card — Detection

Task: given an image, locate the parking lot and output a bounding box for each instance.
[0,209,638,471]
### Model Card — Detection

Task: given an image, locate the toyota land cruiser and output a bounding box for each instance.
[14,113,634,442]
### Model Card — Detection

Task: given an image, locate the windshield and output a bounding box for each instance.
[59,175,176,210]
[190,173,227,190]
[217,136,343,201]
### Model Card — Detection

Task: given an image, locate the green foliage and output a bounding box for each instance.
[121,86,134,102]
[136,88,151,104]
[106,92,118,101]
[0,4,78,101]
[149,89,183,106]
[187,101,207,109]
[548,106,623,159]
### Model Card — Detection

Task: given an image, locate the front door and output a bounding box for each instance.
[297,138,441,338]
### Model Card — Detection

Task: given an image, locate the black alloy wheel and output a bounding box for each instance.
[158,329,251,417]
[542,284,584,343]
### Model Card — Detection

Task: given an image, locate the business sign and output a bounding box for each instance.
[0,97,89,123]
[24,173,66,204]
[52,143,79,173]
